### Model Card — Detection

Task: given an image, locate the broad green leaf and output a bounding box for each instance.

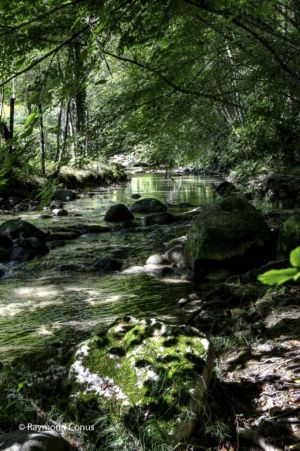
[290,247,300,268]
[258,268,297,286]
[24,112,38,128]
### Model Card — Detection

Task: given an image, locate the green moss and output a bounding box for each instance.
[69,317,212,446]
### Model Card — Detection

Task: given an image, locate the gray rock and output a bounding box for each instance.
[163,245,187,265]
[49,200,64,210]
[130,198,166,214]
[52,208,68,217]
[0,430,72,451]
[104,204,134,222]
[146,254,167,265]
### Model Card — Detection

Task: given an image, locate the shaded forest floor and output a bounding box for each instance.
[182,280,300,450]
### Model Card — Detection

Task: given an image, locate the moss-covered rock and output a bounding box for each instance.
[130,198,166,213]
[185,195,273,276]
[68,317,213,447]
[0,219,46,240]
[277,214,300,257]
[104,204,134,222]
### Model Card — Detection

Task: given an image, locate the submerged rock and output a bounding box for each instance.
[68,317,213,446]
[90,256,122,272]
[130,198,166,214]
[131,193,141,199]
[104,204,134,222]
[141,212,174,226]
[185,195,273,276]
[277,214,300,257]
[0,430,72,451]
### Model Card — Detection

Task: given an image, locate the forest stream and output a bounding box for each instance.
[0,173,218,363]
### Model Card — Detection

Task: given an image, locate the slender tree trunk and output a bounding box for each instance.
[55,102,63,162]
[9,95,15,153]
[38,103,46,177]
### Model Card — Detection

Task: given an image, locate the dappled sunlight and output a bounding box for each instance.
[13,285,60,299]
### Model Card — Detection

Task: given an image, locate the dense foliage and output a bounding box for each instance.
[0,0,299,178]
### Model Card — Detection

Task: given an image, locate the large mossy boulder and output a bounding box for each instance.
[185,195,273,275]
[104,204,134,222]
[277,214,300,257]
[130,197,166,213]
[0,219,46,240]
[68,317,213,447]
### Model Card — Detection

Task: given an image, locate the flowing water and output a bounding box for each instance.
[0,173,218,362]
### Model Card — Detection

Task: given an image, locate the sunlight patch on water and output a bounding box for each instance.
[13,285,59,299]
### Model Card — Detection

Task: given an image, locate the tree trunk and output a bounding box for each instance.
[38,103,46,177]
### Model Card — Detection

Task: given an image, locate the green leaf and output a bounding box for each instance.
[95,79,108,85]
[24,112,38,128]
[290,247,300,268]
[257,268,297,286]
[20,126,34,138]
[293,271,300,281]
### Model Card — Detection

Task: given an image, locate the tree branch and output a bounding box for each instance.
[0,22,97,89]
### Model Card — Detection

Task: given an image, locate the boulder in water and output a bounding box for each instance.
[104,204,134,222]
[0,219,45,241]
[90,256,122,272]
[130,198,166,214]
[185,195,273,276]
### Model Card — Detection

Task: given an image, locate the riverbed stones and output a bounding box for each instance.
[277,214,300,257]
[68,317,213,446]
[0,430,72,451]
[185,195,273,276]
[130,197,166,213]
[104,204,134,222]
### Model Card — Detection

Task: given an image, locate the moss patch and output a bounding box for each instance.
[69,317,213,447]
